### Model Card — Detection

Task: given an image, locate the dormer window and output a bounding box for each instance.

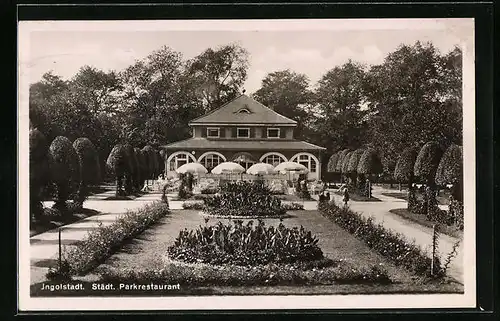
[267,128,280,138]
[237,127,250,138]
[207,127,220,138]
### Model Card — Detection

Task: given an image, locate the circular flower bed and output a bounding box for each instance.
[202,181,287,218]
[167,219,327,267]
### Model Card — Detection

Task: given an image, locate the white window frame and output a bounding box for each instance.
[206,127,220,138]
[267,128,280,138]
[237,127,250,138]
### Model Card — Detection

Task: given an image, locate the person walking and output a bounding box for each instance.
[343,187,350,207]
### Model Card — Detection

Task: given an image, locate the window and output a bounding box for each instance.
[168,152,196,172]
[267,128,280,138]
[263,154,285,166]
[237,128,250,138]
[207,127,220,138]
[200,153,224,171]
[291,153,318,174]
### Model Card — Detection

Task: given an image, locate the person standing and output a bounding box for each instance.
[343,187,350,207]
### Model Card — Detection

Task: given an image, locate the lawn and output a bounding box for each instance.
[389,208,463,239]
[32,209,464,296]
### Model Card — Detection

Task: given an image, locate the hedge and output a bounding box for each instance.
[341,151,353,174]
[106,144,129,195]
[414,141,443,185]
[435,144,462,187]
[61,202,170,275]
[358,148,383,176]
[318,199,445,278]
[347,149,364,174]
[327,152,340,173]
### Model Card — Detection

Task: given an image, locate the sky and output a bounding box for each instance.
[21,19,473,94]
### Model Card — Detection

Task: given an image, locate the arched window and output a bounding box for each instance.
[260,152,287,166]
[167,152,197,172]
[198,152,225,172]
[290,153,319,174]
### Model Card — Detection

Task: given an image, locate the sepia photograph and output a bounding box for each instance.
[18,18,476,311]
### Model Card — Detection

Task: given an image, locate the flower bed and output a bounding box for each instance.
[167,220,324,266]
[318,199,446,278]
[203,181,286,218]
[98,259,391,286]
[281,202,305,211]
[60,202,170,275]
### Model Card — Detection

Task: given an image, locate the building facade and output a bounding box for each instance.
[163,94,326,180]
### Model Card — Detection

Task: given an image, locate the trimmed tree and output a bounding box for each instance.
[134,147,145,190]
[29,128,50,220]
[335,149,350,173]
[394,147,419,210]
[341,151,353,184]
[123,144,137,195]
[106,144,130,196]
[414,141,444,218]
[48,136,80,210]
[436,144,463,228]
[347,149,364,191]
[141,145,156,180]
[357,149,383,198]
[72,138,101,207]
[327,152,340,173]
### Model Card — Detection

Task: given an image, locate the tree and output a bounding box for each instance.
[29,128,49,220]
[435,144,463,201]
[414,141,444,217]
[341,151,353,179]
[48,136,80,210]
[335,149,350,181]
[106,144,130,196]
[123,144,137,194]
[72,138,101,206]
[394,147,418,210]
[253,70,313,138]
[119,46,204,146]
[347,149,365,189]
[141,145,156,180]
[134,147,146,190]
[314,61,369,152]
[327,152,340,173]
[364,42,462,172]
[357,149,383,197]
[188,43,249,111]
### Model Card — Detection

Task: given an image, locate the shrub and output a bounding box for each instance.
[203,181,286,217]
[327,152,340,173]
[182,201,204,210]
[48,136,80,210]
[347,149,364,174]
[318,199,445,278]
[335,149,350,173]
[266,179,287,194]
[72,138,101,206]
[64,202,170,275]
[281,202,305,211]
[29,128,49,220]
[167,219,324,266]
[106,144,129,196]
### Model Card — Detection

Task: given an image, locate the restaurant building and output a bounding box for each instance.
[163,94,326,180]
